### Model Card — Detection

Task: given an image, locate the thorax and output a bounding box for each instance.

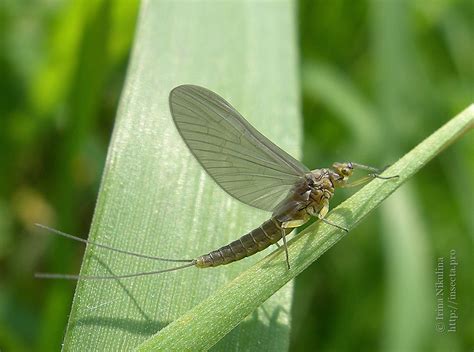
[272,169,337,221]
[304,168,336,205]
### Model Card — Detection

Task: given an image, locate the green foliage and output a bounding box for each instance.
[0,0,139,351]
[63,0,298,351]
[296,1,474,352]
[135,107,473,351]
[1,0,473,351]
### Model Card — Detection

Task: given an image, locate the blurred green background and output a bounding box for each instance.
[0,0,472,351]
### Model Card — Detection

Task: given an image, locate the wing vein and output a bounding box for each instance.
[169,85,309,211]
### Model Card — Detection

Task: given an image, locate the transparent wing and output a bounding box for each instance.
[169,84,309,212]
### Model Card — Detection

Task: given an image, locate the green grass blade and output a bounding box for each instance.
[62,0,299,350]
[136,106,474,351]
[302,61,383,156]
[370,2,434,350]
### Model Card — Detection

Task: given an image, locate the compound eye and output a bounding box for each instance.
[342,168,350,176]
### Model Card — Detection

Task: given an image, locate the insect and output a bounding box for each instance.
[36,85,397,280]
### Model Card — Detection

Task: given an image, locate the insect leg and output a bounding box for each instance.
[351,162,382,173]
[278,219,309,269]
[280,228,290,270]
[319,216,349,232]
[341,172,398,188]
[351,163,399,180]
[281,219,308,227]
[339,175,373,188]
[314,200,348,232]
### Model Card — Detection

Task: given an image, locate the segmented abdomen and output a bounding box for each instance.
[195,218,292,268]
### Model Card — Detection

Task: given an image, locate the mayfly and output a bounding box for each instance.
[36,85,397,280]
